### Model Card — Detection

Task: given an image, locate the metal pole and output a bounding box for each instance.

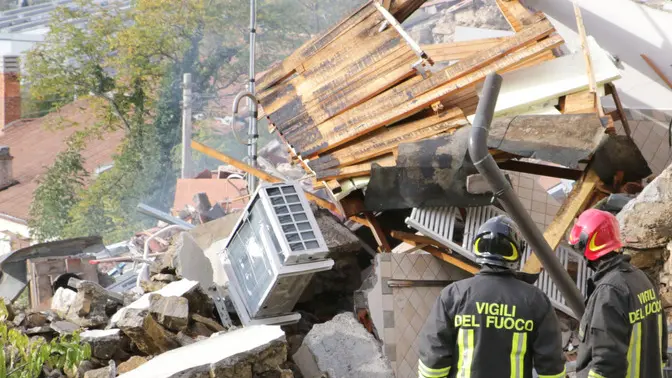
[468,73,586,318]
[181,73,193,179]
[247,0,258,191]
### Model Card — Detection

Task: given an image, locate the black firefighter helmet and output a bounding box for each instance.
[472,215,524,269]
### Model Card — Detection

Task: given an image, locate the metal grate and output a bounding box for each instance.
[407,205,593,318]
[266,185,320,252]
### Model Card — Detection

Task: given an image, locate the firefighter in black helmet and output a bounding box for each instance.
[417,215,566,378]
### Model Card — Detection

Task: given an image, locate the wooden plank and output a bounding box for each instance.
[495,0,537,32]
[390,231,479,274]
[364,212,392,252]
[289,15,553,151]
[390,230,446,248]
[273,47,419,137]
[260,28,412,119]
[640,54,672,90]
[561,90,596,114]
[191,141,341,215]
[257,0,424,90]
[573,3,604,117]
[309,107,467,171]
[497,160,583,180]
[294,20,560,156]
[421,37,509,62]
[316,154,396,181]
[605,83,632,137]
[522,169,601,274]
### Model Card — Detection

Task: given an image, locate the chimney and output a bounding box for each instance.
[0,56,21,129]
[0,146,15,190]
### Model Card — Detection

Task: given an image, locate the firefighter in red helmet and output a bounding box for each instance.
[568,208,667,378]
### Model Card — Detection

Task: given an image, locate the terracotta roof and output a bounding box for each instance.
[173,178,248,213]
[0,100,125,222]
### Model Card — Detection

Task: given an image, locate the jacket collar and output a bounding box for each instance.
[478,265,540,285]
[592,254,633,283]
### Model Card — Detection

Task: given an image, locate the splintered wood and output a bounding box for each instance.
[257,0,618,200]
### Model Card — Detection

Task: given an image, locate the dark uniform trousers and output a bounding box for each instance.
[576,254,667,378]
[417,266,566,378]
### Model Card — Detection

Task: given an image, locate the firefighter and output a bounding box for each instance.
[568,208,667,378]
[418,215,566,378]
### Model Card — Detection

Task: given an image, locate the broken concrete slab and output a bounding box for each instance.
[149,294,189,332]
[111,279,200,325]
[81,329,123,361]
[117,325,286,378]
[618,163,672,249]
[312,206,360,254]
[116,308,180,356]
[486,114,606,169]
[366,129,492,210]
[293,312,393,378]
[117,356,148,375]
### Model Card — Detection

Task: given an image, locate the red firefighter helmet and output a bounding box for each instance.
[568,209,623,261]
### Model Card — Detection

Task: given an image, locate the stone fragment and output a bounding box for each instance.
[191,313,225,333]
[111,279,201,325]
[81,329,123,361]
[148,294,189,332]
[151,274,177,283]
[116,308,180,355]
[50,321,81,336]
[293,312,393,378]
[51,288,77,317]
[116,325,286,378]
[83,366,114,378]
[117,356,148,374]
[618,164,672,249]
[25,312,49,328]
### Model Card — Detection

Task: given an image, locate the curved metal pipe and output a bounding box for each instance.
[232,91,259,190]
[468,73,585,317]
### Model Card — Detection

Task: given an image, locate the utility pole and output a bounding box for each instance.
[181,73,193,179]
[247,0,258,191]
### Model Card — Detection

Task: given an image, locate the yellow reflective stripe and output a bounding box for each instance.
[509,332,527,378]
[418,360,450,378]
[456,328,474,378]
[659,313,665,375]
[537,367,566,378]
[626,322,642,378]
[588,371,606,378]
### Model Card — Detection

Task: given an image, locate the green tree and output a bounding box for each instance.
[26,0,363,242]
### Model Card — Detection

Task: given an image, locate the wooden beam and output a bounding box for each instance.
[497,160,583,180]
[316,154,396,181]
[641,54,672,90]
[604,83,632,137]
[295,24,562,157]
[390,230,446,248]
[309,107,467,172]
[560,90,596,114]
[573,3,604,117]
[391,231,479,274]
[522,169,601,274]
[421,37,509,62]
[190,141,341,215]
[364,212,392,253]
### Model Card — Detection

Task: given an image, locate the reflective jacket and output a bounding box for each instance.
[417,266,566,378]
[576,254,667,378]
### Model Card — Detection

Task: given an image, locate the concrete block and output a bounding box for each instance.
[117,325,286,378]
[293,312,394,378]
[148,294,189,332]
[81,329,123,361]
[111,279,199,325]
[116,307,180,355]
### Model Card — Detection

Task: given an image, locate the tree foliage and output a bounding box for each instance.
[26,0,363,242]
